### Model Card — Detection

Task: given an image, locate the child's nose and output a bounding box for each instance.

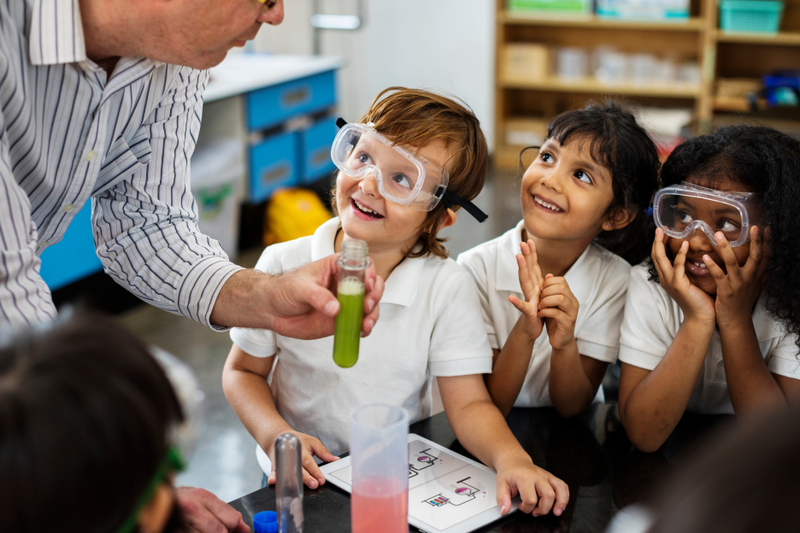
[687,229,715,252]
[540,168,566,193]
[359,170,381,197]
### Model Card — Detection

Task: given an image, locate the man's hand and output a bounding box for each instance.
[175,486,249,533]
[211,255,384,339]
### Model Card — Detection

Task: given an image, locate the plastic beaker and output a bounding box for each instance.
[349,403,409,533]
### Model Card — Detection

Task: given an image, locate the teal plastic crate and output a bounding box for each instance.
[719,0,784,32]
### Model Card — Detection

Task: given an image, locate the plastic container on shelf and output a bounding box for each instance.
[596,0,690,20]
[719,0,784,33]
[556,47,589,80]
[190,138,245,258]
[508,0,592,15]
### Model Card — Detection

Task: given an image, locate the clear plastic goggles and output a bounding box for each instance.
[652,182,760,247]
[331,121,449,211]
[330,119,488,221]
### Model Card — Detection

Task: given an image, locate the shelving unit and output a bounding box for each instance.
[494,0,800,169]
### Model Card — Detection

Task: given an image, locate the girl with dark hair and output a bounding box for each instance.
[458,102,660,418]
[618,125,800,452]
[0,313,232,533]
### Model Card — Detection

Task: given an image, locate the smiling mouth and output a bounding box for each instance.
[533,195,563,213]
[352,198,383,219]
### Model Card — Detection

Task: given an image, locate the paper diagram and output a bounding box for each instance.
[422,477,481,507]
[409,448,438,478]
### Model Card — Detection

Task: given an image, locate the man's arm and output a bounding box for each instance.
[0,112,58,328]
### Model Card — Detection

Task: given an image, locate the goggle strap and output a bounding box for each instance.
[442,189,488,223]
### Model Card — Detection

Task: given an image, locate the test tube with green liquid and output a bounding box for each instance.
[333,239,369,368]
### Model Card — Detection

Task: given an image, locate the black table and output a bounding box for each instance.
[229,405,734,532]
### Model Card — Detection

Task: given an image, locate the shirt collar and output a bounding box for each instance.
[494,220,593,302]
[28,0,166,69]
[311,217,424,307]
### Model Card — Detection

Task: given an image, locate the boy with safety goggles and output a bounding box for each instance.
[224,87,569,518]
[618,125,800,453]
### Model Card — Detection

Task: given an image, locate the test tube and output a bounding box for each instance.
[275,433,303,533]
[332,239,369,368]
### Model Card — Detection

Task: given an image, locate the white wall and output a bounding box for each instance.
[253,1,496,148]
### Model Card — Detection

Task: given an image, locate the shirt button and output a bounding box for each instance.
[86,150,96,161]
[63,204,74,213]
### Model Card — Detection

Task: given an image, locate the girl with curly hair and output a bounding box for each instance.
[618,125,800,452]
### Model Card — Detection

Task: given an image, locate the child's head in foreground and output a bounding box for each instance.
[0,313,186,533]
[331,86,489,259]
[652,124,800,345]
[519,101,661,265]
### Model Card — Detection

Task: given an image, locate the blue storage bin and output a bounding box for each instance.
[720,0,784,32]
[40,203,103,290]
[246,70,337,132]
[301,117,338,184]
[248,131,300,203]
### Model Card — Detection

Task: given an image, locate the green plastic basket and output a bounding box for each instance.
[719,0,784,33]
[508,0,591,14]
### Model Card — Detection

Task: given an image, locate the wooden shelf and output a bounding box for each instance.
[500,76,701,97]
[715,30,800,45]
[502,11,705,31]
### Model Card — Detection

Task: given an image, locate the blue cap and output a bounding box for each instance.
[253,511,278,533]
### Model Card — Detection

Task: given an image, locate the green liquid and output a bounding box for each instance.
[333,279,365,368]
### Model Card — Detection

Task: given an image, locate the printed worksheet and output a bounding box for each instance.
[327,437,499,531]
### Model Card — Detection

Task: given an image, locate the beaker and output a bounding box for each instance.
[350,403,409,533]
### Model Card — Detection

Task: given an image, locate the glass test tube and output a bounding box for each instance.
[275,433,303,533]
[332,239,369,368]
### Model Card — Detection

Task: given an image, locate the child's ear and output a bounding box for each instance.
[603,207,636,231]
[439,208,458,230]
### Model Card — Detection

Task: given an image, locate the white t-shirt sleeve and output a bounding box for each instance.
[619,264,676,371]
[456,250,499,350]
[575,256,630,363]
[427,265,494,377]
[766,330,800,379]
[229,245,281,358]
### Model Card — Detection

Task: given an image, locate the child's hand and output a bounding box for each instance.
[652,228,715,323]
[495,454,569,517]
[538,274,579,351]
[266,431,339,489]
[705,226,769,329]
[508,239,545,342]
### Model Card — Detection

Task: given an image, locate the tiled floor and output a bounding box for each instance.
[120,172,522,504]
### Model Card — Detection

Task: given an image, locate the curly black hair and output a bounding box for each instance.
[542,101,661,265]
[649,124,800,349]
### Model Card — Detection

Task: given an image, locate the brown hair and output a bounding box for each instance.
[333,87,489,259]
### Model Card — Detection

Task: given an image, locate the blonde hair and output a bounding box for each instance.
[333,87,489,259]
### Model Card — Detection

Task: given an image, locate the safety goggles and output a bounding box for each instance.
[652,182,760,247]
[331,119,487,222]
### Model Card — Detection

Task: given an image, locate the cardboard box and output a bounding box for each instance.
[501,44,550,83]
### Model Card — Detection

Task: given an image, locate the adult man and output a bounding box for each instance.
[0,0,383,531]
[0,0,382,336]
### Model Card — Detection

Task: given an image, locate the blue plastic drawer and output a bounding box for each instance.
[301,116,338,184]
[246,70,336,132]
[40,202,103,290]
[248,131,300,203]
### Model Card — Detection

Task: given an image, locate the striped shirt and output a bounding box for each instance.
[0,0,243,329]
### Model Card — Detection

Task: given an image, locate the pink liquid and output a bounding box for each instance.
[351,479,408,533]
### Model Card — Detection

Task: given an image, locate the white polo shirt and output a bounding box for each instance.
[230,218,493,470]
[619,264,800,414]
[457,221,630,407]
